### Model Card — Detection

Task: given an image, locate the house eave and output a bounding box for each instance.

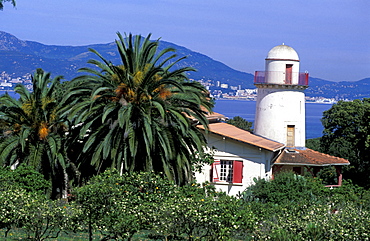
[273,163,350,167]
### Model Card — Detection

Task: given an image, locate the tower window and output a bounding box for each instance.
[287,125,295,147]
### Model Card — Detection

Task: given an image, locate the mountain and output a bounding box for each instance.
[0,31,254,89]
[0,31,369,100]
[305,77,370,99]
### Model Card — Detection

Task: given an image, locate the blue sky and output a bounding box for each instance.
[1,0,369,82]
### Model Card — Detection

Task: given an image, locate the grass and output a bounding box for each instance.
[0,228,98,240]
[0,228,164,240]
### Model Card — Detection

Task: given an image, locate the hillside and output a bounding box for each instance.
[0,31,254,89]
[306,77,370,99]
[0,31,369,99]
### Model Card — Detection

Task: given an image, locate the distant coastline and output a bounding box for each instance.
[1,90,338,104]
[214,97,338,104]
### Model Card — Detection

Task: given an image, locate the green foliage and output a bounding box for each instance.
[191,150,214,174]
[74,170,179,240]
[321,99,370,187]
[226,116,253,132]
[153,195,256,240]
[0,187,82,240]
[74,170,256,240]
[0,165,50,195]
[241,171,328,204]
[305,137,321,151]
[244,175,370,240]
[316,166,338,185]
[250,200,370,240]
[1,169,370,240]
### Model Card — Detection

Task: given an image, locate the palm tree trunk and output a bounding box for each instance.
[62,169,68,199]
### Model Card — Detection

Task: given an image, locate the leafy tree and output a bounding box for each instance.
[0,69,70,198]
[305,137,321,151]
[0,0,15,10]
[320,99,370,187]
[63,33,213,185]
[226,116,253,132]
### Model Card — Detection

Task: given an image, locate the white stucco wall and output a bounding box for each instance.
[265,59,300,85]
[254,44,306,147]
[194,132,275,196]
[254,87,306,147]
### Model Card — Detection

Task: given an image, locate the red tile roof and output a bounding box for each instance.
[275,148,350,166]
[197,122,285,152]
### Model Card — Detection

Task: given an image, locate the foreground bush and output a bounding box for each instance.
[0,165,51,195]
[153,195,257,240]
[74,170,181,240]
[242,172,370,240]
[242,171,329,204]
[249,201,370,240]
[1,170,370,240]
[0,187,81,240]
[74,170,258,240]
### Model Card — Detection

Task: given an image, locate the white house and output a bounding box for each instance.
[196,122,284,196]
[195,44,349,196]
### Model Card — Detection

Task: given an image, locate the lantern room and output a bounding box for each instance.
[254,44,308,86]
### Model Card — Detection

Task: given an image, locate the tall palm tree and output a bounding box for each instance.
[0,69,70,198]
[63,33,213,184]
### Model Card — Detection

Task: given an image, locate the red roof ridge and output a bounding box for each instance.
[275,147,350,166]
[301,148,349,164]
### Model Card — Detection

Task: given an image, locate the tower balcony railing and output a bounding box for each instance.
[254,71,309,86]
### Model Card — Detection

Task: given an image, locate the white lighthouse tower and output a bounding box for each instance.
[254,44,309,148]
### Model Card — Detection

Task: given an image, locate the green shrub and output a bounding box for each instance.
[316,166,338,185]
[74,170,178,240]
[0,165,51,195]
[153,195,256,240]
[241,171,328,204]
[0,187,81,240]
[73,169,256,240]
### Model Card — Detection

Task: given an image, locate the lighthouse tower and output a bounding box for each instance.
[254,44,309,148]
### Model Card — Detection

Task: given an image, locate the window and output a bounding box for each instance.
[287,125,295,147]
[220,160,233,182]
[211,160,243,184]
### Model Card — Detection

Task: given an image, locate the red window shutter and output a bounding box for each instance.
[211,160,220,182]
[232,161,243,183]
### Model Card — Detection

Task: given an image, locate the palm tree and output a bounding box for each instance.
[63,33,213,184]
[0,69,70,198]
[0,0,16,10]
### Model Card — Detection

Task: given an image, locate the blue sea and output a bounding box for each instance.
[214,99,332,139]
[1,91,329,139]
